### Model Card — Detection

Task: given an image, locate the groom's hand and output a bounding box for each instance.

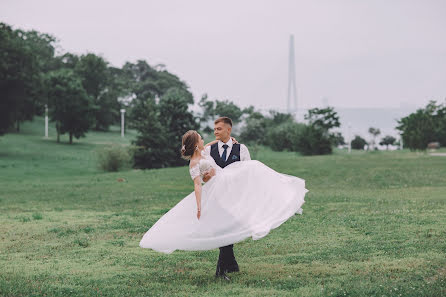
[202,168,216,182]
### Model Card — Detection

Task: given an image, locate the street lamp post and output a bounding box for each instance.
[45,104,48,138]
[120,109,126,138]
[348,122,352,153]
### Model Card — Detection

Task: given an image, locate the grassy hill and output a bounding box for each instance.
[0,118,445,296]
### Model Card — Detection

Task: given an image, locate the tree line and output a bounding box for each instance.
[0,23,194,143]
[1,22,444,170]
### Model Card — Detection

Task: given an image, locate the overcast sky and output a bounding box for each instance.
[1,0,445,111]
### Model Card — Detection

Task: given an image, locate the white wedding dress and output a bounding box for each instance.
[139,151,308,254]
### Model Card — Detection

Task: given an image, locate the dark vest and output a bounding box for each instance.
[210,143,241,168]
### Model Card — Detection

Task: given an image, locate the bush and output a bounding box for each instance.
[295,125,333,155]
[266,122,304,151]
[351,135,367,150]
[239,117,267,145]
[97,145,132,172]
[396,100,446,150]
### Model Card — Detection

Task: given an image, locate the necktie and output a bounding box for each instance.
[221,144,229,161]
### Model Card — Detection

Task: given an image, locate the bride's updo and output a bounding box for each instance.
[181,130,199,160]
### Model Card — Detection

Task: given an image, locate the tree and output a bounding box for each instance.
[332,132,346,146]
[239,116,267,145]
[0,23,53,134]
[45,69,94,144]
[396,101,444,150]
[300,106,341,155]
[305,107,340,131]
[75,53,116,131]
[159,88,198,138]
[368,127,381,150]
[239,109,295,146]
[379,135,396,150]
[295,125,333,155]
[198,94,215,130]
[132,98,173,169]
[351,135,367,150]
[266,121,305,152]
[123,60,193,129]
[213,100,244,123]
[132,87,199,169]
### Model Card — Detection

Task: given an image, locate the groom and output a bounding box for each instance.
[203,116,251,280]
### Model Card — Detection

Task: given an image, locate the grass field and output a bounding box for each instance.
[1,117,445,296]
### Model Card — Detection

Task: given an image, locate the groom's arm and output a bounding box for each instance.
[240,144,251,161]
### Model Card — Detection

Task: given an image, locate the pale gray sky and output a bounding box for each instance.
[1,0,445,110]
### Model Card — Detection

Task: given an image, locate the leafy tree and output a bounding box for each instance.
[106,66,130,124]
[300,106,341,155]
[305,107,340,131]
[396,101,445,150]
[131,98,172,169]
[197,95,245,126]
[295,125,333,155]
[332,132,346,146]
[213,100,244,123]
[124,60,193,128]
[198,94,215,130]
[379,135,396,150]
[239,116,267,145]
[132,88,199,169]
[351,135,367,150]
[266,121,305,151]
[239,109,294,146]
[159,88,198,141]
[368,127,381,150]
[0,23,54,134]
[53,52,80,70]
[45,69,94,144]
[75,53,117,131]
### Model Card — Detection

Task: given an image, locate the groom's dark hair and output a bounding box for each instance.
[214,117,232,127]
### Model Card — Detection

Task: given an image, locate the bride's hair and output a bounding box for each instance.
[181,130,199,160]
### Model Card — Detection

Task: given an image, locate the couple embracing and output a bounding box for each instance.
[140,117,308,281]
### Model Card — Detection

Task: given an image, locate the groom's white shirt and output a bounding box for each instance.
[204,138,251,161]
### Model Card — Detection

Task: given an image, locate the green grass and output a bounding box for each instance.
[0,117,445,296]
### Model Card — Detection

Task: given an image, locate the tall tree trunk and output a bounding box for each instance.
[69,132,73,144]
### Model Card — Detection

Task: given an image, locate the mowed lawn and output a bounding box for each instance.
[0,118,445,297]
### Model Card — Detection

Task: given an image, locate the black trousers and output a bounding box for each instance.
[216,244,239,275]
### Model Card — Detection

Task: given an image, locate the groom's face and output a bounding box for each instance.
[214,122,231,142]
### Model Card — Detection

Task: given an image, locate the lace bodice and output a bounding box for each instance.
[189,152,220,182]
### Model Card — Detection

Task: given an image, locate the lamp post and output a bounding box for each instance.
[120,109,126,138]
[45,104,48,138]
[348,122,352,153]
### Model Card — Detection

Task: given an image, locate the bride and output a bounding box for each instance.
[139,130,308,255]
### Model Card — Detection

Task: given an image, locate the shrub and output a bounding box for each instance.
[295,125,333,155]
[97,145,132,172]
[351,135,367,150]
[239,117,267,145]
[266,122,305,151]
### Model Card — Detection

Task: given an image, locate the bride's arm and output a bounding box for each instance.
[205,137,238,147]
[205,140,218,147]
[193,177,202,219]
